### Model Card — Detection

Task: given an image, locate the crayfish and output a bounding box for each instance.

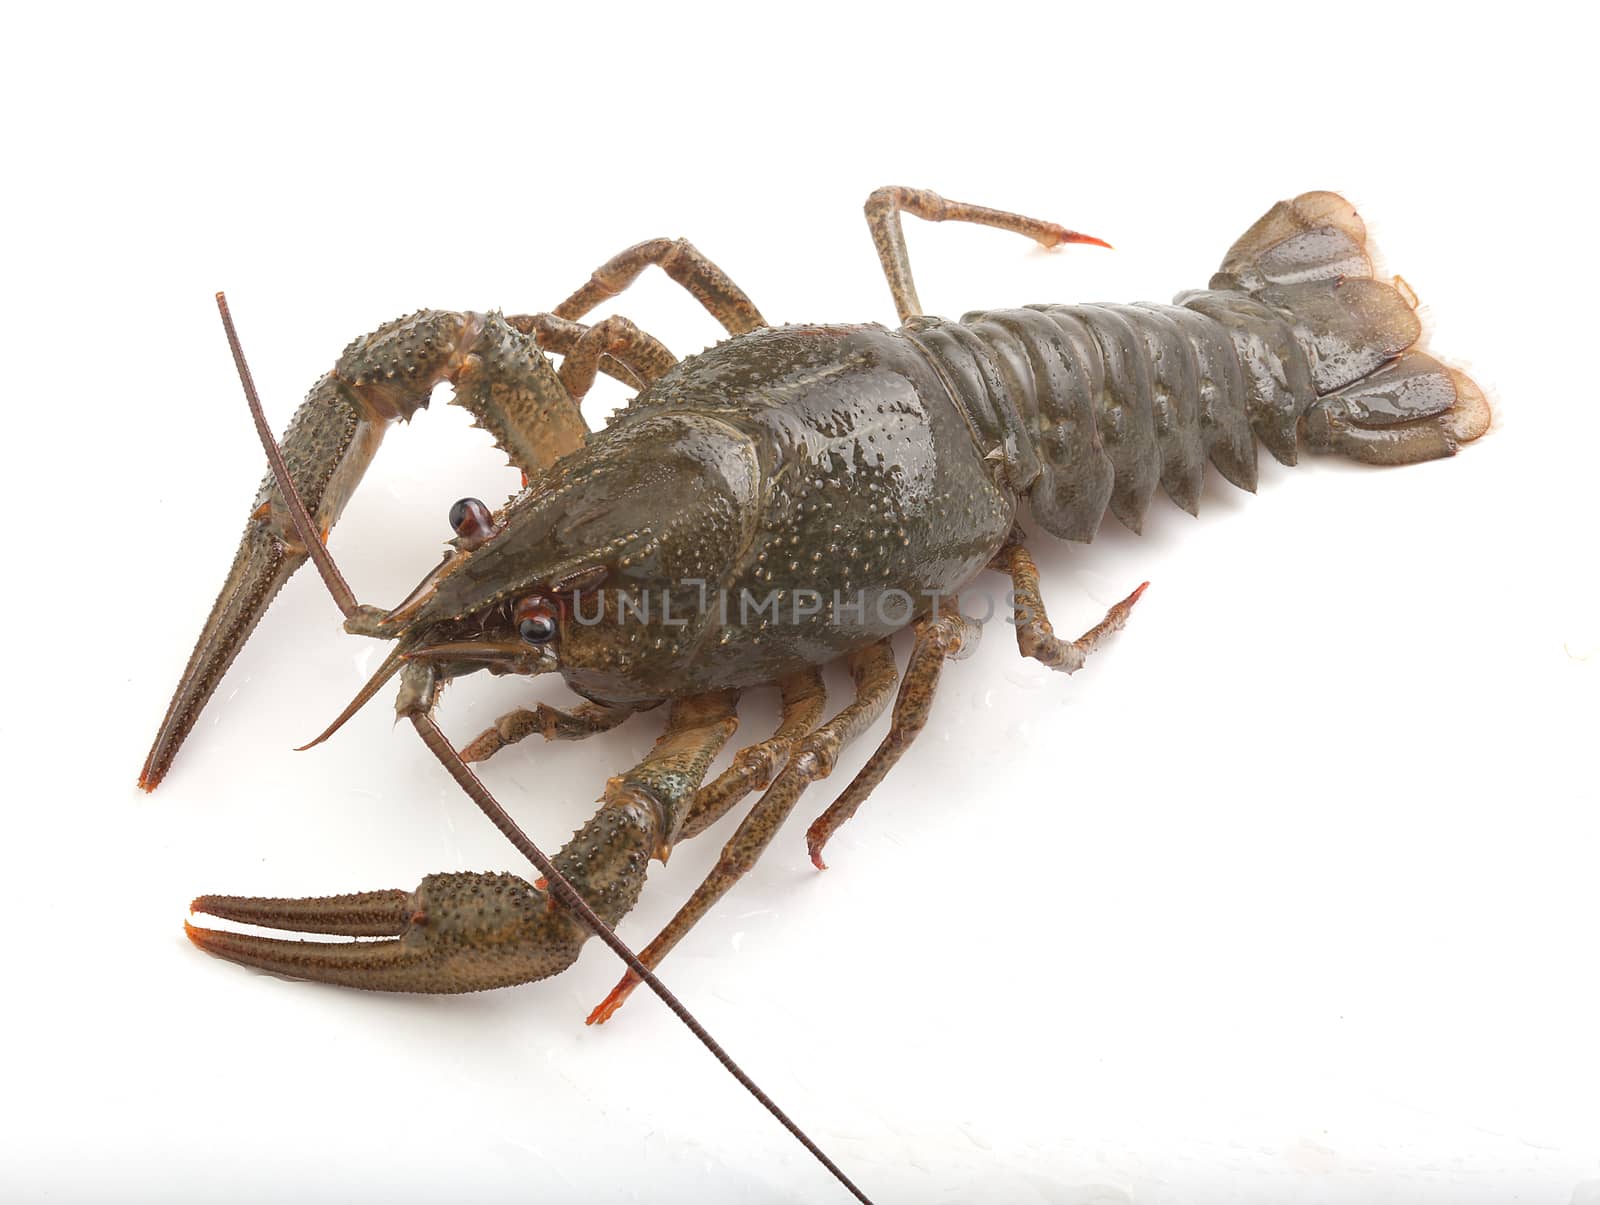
[144,187,1488,1042]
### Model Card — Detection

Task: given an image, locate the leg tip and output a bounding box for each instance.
[1051,229,1113,251]
[586,975,639,1026]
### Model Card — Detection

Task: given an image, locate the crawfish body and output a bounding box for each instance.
[548,323,1018,699]
[539,191,1487,699]
[161,189,1487,1011]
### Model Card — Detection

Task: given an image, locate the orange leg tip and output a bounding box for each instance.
[1046,229,1114,251]
[585,977,638,1026]
[805,822,831,870]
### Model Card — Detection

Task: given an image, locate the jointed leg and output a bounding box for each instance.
[864,185,1111,323]
[608,691,741,868]
[553,237,767,336]
[992,543,1147,673]
[375,310,591,479]
[680,669,828,842]
[588,642,899,1024]
[510,312,677,396]
[460,698,643,764]
[806,605,980,869]
[554,315,673,403]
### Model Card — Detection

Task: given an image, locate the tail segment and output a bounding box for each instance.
[882,191,1489,544]
[1195,191,1490,466]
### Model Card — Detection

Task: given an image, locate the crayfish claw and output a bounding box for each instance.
[186,872,587,994]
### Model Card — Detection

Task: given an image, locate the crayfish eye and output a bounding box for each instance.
[448,497,493,542]
[515,596,559,646]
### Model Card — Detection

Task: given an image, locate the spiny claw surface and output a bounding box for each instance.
[187,872,587,993]
[140,526,302,791]
[140,370,379,791]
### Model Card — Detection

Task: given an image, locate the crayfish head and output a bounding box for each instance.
[301,410,761,749]
[394,412,762,702]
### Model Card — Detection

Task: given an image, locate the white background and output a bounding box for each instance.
[4,4,1595,1203]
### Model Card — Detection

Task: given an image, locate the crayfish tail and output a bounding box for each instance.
[1208,190,1491,466]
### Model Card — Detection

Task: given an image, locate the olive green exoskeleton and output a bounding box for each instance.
[145,189,1490,1020]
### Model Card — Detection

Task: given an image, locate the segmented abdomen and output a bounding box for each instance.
[905,191,1490,541]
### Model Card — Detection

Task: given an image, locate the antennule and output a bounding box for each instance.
[296,646,407,751]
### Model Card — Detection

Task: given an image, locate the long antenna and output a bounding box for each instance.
[214,293,871,1205]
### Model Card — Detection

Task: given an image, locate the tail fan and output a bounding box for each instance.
[1212,191,1489,466]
